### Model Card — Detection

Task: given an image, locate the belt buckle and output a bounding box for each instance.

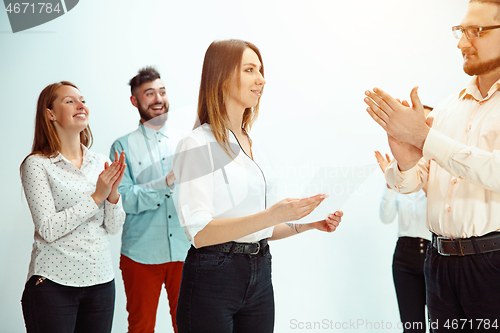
[437,236,451,256]
[250,242,260,255]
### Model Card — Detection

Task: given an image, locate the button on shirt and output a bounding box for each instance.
[110,123,190,264]
[386,76,500,238]
[379,187,431,241]
[21,146,125,286]
[173,124,275,247]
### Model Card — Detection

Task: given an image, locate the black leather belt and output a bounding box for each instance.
[432,232,500,256]
[203,239,268,255]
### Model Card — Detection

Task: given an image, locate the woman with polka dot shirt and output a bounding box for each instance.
[20,81,126,333]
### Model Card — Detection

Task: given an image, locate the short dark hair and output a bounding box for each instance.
[129,66,161,95]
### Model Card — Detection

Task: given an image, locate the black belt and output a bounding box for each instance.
[203,239,268,255]
[432,232,500,256]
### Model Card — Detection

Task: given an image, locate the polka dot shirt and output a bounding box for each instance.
[21,145,125,287]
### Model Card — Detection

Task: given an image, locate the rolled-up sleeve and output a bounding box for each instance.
[173,135,215,247]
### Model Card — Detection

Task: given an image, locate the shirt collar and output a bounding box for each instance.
[49,154,64,164]
[49,144,96,165]
[459,76,500,102]
[81,144,97,162]
[138,121,169,139]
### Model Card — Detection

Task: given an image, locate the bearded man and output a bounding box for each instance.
[110,67,190,333]
[364,1,500,331]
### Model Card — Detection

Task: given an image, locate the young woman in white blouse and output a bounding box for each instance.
[174,39,344,333]
[20,81,126,333]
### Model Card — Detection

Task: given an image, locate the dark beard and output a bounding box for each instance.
[138,103,169,127]
[464,54,500,76]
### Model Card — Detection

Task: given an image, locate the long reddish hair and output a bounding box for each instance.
[196,39,264,155]
[21,81,93,166]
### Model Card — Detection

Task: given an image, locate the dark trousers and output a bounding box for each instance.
[176,245,275,333]
[393,237,429,333]
[21,276,115,333]
[425,244,500,332]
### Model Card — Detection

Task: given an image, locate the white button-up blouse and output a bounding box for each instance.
[173,124,275,247]
[379,187,431,241]
[21,145,125,286]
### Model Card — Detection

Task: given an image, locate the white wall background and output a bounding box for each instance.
[0,0,470,332]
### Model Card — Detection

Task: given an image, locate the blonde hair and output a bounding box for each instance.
[196,39,264,156]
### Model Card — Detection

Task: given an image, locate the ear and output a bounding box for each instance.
[130,95,138,108]
[46,108,56,121]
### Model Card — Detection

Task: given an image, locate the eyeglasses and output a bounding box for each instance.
[452,25,500,40]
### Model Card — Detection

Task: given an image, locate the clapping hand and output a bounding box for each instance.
[364,87,429,148]
[91,151,126,205]
[166,169,176,187]
[375,151,391,172]
[106,151,126,204]
[365,88,431,171]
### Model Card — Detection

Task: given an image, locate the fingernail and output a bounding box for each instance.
[373,87,378,92]
[365,91,370,96]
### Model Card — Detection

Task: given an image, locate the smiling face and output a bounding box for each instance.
[131,78,169,127]
[47,85,89,135]
[226,47,266,111]
[458,2,500,76]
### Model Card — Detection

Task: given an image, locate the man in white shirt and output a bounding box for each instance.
[364,0,500,330]
[110,67,190,333]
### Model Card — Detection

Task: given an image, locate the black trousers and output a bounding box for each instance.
[393,237,429,333]
[425,242,500,332]
[176,245,275,333]
[22,276,115,333]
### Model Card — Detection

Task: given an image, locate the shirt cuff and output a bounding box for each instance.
[139,177,172,195]
[150,177,170,191]
[104,195,126,234]
[77,196,101,220]
[104,193,123,209]
[423,128,458,167]
[385,161,421,194]
[183,210,213,248]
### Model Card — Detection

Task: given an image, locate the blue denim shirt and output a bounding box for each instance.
[110,122,190,264]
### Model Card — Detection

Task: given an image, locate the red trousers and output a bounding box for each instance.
[120,255,184,333]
